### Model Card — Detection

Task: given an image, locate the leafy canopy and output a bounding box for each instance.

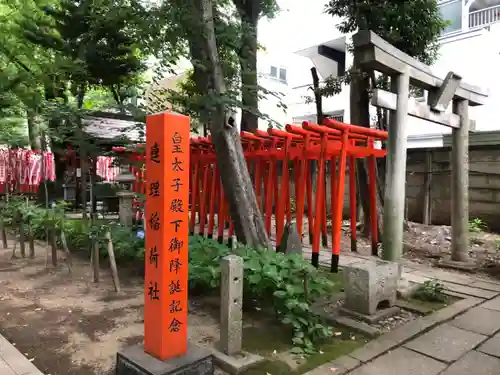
[325,0,447,64]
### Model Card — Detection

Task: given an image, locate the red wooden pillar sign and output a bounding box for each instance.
[144,112,190,361]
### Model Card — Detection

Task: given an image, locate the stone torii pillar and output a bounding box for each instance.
[352,30,488,268]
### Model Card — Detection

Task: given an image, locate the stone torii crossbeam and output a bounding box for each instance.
[352,30,488,268]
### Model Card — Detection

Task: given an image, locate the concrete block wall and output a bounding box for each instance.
[405,146,500,231]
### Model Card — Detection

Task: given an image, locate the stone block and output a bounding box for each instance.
[211,350,265,374]
[340,306,400,324]
[116,344,213,375]
[276,221,302,255]
[343,259,399,316]
[440,351,500,375]
[404,324,487,363]
[334,316,381,337]
[220,255,244,356]
[348,348,446,375]
[449,307,500,335]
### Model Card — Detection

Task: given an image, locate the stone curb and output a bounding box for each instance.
[303,295,483,375]
[0,334,44,375]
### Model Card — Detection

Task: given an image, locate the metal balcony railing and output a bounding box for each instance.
[469,5,500,29]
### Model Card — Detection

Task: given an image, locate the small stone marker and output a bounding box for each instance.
[220,255,243,356]
[213,255,265,374]
[343,259,399,316]
[276,221,302,255]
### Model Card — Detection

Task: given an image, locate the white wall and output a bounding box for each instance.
[286,17,498,137]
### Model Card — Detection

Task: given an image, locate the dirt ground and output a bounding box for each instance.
[2,219,500,375]
[0,241,221,375]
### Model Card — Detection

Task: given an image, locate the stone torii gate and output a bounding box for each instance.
[352,30,488,268]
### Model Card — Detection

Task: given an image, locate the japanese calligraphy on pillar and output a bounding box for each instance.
[144,112,190,360]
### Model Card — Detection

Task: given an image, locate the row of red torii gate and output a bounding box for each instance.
[119,118,387,273]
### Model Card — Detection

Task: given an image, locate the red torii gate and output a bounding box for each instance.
[113,118,387,272]
[187,119,387,272]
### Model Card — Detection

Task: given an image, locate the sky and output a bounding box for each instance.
[258,0,341,55]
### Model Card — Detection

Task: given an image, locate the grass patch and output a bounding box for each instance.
[318,268,345,295]
[406,297,449,312]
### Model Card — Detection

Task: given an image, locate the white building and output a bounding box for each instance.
[266,0,500,148]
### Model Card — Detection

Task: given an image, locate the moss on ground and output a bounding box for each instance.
[241,324,366,375]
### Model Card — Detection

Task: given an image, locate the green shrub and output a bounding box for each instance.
[469,218,487,233]
[3,200,336,354]
[189,236,335,354]
[414,280,447,303]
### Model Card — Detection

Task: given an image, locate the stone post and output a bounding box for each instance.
[117,191,135,227]
[220,255,243,356]
[450,99,470,263]
[382,70,410,262]
[115,169,136,227]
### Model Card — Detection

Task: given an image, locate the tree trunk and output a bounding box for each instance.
[236,2,260,132]
[349,56,384,239]
[27,109,42,151]
[192,0,270,249]
[310,67,324,124]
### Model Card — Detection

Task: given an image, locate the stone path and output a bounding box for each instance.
[0,334,44,375]
[304,250,500,375]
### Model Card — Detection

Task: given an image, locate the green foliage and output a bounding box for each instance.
[3,199,333,353]
[318,0,448,101]
[414,280,447,303]
[469,218,487,233]
[325,0,447,65]
[189,236,335,354]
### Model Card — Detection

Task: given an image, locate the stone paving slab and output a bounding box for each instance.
[478,335,500,358]
[348,347,446,375]
[304,355,360,375]
[411,269,475,285]
[348,336,398,363]
[0,334,44,375]
[404,324,487,363]
[439,350,500,375]
[404,274,498,299]
[449,306,500,335]
[482,296,500,311]
[470,281,500,292]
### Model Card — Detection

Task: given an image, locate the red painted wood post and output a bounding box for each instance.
[264,157,275,235]
[331,130,349,273]
[293,158,300,220]
[189,152,199,235]
[330,156,338,256]
[217,182,226,244]
[311,134,327,268]
[322,178,329,248]
[144,112,189,360]
[207,165,219,239]
[198,162,210,236]
[275,136,291,243]
[254,159,263,209]
[368,138,379,256]
[348,154,358,252]
[305,153,314,245]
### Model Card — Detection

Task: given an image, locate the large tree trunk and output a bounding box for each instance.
[192,0,270,249]
[27,109,41,151]
[236,2,260,132]
[349,56,384,239]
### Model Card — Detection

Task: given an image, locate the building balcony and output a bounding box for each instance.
[469,4,500,28]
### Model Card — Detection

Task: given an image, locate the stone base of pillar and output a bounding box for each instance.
[436,258,477,273]
[116,343,213,375]
[211,348,264,375]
